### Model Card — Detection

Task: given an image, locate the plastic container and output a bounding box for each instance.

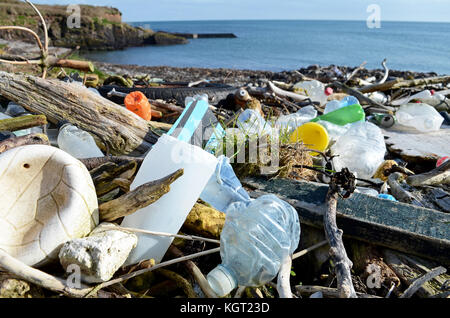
[311,103,365,126]
[237,109,272,137]
[207,194,300,296]
[274,106,317,133]
[121,134,219,265]
[392,90,447,107]
[57,123,104,159]
[395,103,444,132]
[331,121,386,179]
[289,122,329,156]
[293,80,328,106]
[124,91,152,121]
[200,155,251,212]
[324,96,359,114]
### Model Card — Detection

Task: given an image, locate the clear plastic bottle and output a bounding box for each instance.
[274,106,317,133]
[237,109,272,137]
[331,121,386,179]
[199,155,251,213]
[293,80,329,106]
[395,103,444,132]
[324,96,359,114]
[207,195,300,297]
[57,123,104,159]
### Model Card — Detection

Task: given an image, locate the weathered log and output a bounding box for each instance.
[389,76,450,90]
[45,56,94,73]
[383,249,450,298]
[358,78,403,94]
[406,160,450,187]
[295,285,381,298]
[99,169,184,222]
[81,155,144,171]
[0,115,47,132]
[0,71,163,155]
[324,175,357,298]
[90,161,138,197]
[243,177,450,265]
[0,133,49,154]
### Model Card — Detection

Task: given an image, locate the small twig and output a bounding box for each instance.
[91,247,221,291]
[378,58,389,84]
[25,0,48,51]
[114,226,220,245]
[292,240,329,260]
[344,61,367,84]
[400,266,447,298]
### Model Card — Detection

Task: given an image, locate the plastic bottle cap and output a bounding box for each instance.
[289,122,329,156]
[207,265,237,297]
[437,156,449,167]
[325,87,334,96]
[430,90,435,96]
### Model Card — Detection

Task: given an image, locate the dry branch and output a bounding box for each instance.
[0,133,49,154]
[0,115,47,132]
[99,169,184,222]
[406,160,450,187]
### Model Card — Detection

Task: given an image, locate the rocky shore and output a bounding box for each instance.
[0,0,187,50]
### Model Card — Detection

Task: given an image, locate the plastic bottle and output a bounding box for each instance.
[392,90,447,107]
[121,134,219,265]
[324,96,359,114]
[57,123,104,159]
[331,121,386,179]
[124,91,152,121]
[311,103,365,126]
[237,109,272,137]
[207,195,300,297]
[199,155,251,213]
[395,103,444,132]
[274,106,317,133]
[293,80,328,106]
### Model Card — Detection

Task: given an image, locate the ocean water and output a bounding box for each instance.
[82,20,450,74]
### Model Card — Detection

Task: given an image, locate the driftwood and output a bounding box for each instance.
[167,245,218,298]
[323,170,357,298]
[0,115,47,132]
[268,81,309,102]
[388,172,424,206]
[80,155,144,171]
[99,169,184,222]
[0,133,49,154]
[295,285,381,298]
[0,71,163,155]
[0,248,113,298]
[90,161,138,197]
[332,81,393,112]
[406,160,450,187]
[389,75,450,90]
[383,249,450,298]
[358,78,404,94]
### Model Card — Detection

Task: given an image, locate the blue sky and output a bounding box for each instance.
[31,0,450,23]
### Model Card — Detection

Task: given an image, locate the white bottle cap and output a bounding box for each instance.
[207,265,237,297]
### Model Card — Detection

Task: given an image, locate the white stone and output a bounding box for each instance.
[59,223,138,283]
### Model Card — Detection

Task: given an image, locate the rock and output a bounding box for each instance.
[0,273,44,298]
[59,222,138,283]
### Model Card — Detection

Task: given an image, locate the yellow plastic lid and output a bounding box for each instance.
[289,122,329,156]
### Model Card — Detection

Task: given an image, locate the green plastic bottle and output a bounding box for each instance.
[310,104,365,126]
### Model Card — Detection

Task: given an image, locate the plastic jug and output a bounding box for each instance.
[293,80,328,106]
[331,121,386,179]
[121,134,219,265]
[289,122,329,156]
[124,91,152,121]
[57,123,104,159]
[199,155,251,213]
[207,195,300,297]
[395,103,444,132]
[311,103,365,126]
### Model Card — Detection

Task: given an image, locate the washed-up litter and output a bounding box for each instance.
[0,13,449,298]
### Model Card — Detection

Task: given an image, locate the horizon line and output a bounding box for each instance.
[126,18,450,24]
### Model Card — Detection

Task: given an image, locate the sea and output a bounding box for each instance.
[82,20,450,74]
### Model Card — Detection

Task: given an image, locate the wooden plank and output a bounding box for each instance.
[242,177,450,265]
[381,125,450,163]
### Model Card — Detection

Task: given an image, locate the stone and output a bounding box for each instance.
[59,222,138,283]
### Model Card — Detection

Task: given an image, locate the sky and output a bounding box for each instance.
[30,0,450,23]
